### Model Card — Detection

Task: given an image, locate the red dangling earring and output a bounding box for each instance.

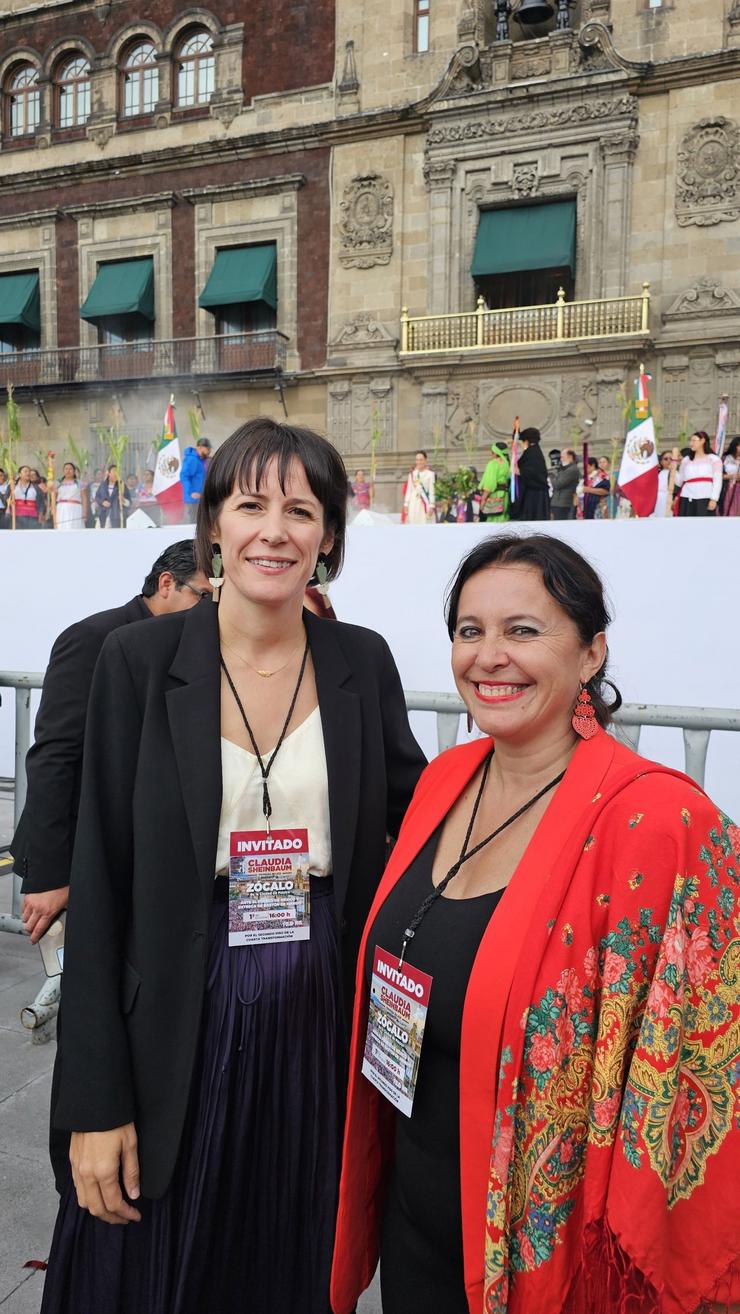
[572,686,598,740]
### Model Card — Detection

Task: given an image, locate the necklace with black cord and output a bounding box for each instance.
[220,633,310,835]
[397,750,566,967]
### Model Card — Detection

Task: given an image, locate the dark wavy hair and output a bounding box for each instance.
[690,430,712,457]
[195,419,347,580]
[445,533,622,728]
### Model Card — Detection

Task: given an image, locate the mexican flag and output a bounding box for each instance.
[152,395,184,516]
[617,368,659,517]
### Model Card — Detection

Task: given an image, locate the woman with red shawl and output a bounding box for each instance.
[332,534,740,1314]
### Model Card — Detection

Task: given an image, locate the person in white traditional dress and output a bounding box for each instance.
[675,430,723,517]
[402,450,436,525]
[55,463,87,531]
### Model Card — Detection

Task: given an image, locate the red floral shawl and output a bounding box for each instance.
[331,730,740,1314]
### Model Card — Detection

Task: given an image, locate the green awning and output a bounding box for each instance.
[199,244,277,312]
[0,271,40,332]
[471,201,576,277]
[80,257,155,323]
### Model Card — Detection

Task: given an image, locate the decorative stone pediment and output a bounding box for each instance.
[663,277,740,321]
[676,118,740,227]
[577,22,650,75]
[339,174,394,268]
[327,313,398,366]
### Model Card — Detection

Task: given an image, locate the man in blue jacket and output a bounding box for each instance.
[180,437,212,520]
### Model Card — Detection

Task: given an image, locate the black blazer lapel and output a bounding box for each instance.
[166,601,222,895]
[305,611,361,920]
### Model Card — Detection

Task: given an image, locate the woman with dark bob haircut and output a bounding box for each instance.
[42,419,425,1314]
[333,533,740,1314]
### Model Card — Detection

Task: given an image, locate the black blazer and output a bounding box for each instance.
[12,596,151,894]
[53,602,425,1197]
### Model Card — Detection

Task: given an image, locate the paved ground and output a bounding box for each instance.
[0,800,381,1313]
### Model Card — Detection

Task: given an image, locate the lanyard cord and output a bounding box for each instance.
[220,634,310,834]
[398,751,566,966]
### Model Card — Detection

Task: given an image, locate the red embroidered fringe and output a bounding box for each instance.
[562,1220,740,1314]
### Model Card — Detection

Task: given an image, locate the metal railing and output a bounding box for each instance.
[1,671,738,1041]
[0,329,288,389]
[399,284,651,355]
[404,692,740,783]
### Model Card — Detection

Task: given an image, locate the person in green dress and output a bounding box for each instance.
[478,442,511,523]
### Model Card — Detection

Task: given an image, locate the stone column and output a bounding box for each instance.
[660,354,690,446]
[423,159,456,315]
[598,133,639,298]
[153,51,172,128]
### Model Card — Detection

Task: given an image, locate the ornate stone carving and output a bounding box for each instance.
[339,174,394,268]
[560,373,598,434]
[327,314,398,367]
[446,383,481,447]
[512,163,538,198]
[510,42,551,82]
[327,377,395,455]
[577,22,649,75]
[86,113,116,149]
[663,277,740,320]
[423,158,456,190]
[599,132,639,164]
[426,95,638,145]
[209,93,242,127]
[676,118,740,227]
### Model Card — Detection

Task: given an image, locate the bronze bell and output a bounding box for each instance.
[515,0,555,24]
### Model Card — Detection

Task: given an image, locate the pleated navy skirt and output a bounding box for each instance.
[41,875,341,1314]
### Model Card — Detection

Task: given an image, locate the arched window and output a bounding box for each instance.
[6,63,40,138]
[57,55,90,127]
[176,30,214,107]
[120,40,158,117]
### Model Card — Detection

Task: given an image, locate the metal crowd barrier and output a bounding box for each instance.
[404,692,740,782]
[1,670,739,1042]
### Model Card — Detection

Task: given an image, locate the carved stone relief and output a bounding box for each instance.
[426,95,638,146]
[676,118,740,227]
[663,277,740,320]
[339,174,394,268]
[446,383,481,447]
[420,383,448,449]
[479,382,557,440]
[327,313,398,367]
[512,163,539,198]
[327,377,395,454]
[560,373,598,436]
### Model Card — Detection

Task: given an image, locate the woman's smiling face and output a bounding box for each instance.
[451,564,605,745]
[213,456,334,609]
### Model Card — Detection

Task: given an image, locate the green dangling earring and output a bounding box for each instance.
[210,543,224,602]
[315,556,329,597]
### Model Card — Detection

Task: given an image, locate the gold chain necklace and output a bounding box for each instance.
[220,637,304,679]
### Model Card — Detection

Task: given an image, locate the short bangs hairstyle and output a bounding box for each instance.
[195,419,348,580]
[445,533,622,727]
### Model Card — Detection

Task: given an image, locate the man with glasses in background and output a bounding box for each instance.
[12,539,211,943]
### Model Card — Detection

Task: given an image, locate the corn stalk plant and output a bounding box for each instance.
[369,405,382,506]
[65,433,91,479]
[2,384,22,529]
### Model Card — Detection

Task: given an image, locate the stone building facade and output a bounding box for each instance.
[0,0,738,502]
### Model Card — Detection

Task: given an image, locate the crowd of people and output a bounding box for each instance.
[398,431,740,524]
[0,437,213,530]
[8,417,739,1314]
[2,430,738,531]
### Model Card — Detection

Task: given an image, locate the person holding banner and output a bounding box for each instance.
[41,418,425,1314]
[675,430,723,516]
[402,450,436,524]
[721,435,740,517]
[332,533,740,1314]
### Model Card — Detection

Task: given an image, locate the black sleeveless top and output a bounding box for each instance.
[364,827,504,1314]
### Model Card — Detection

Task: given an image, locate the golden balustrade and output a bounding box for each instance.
[400,284,650,356]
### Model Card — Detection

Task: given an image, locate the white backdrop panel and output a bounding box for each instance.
[1,520,738,818]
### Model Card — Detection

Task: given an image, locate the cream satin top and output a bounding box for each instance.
[215,706,332,876]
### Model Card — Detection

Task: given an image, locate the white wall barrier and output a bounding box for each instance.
[1,519,738,818]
